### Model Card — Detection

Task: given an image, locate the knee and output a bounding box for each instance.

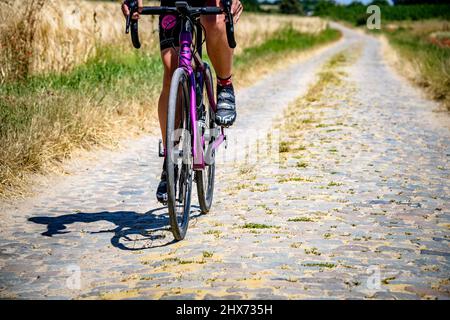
[162,65,176,89]
[161,51,178,90]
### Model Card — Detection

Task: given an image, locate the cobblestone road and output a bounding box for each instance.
[1,25,449,299]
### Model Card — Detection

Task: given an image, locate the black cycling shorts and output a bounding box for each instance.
[159,0,208,50]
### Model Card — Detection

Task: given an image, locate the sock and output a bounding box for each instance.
[217,75,232,87]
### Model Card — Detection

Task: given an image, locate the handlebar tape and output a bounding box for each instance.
[225,18,236,49]
[130,19,141,49]
[221,0,236,49]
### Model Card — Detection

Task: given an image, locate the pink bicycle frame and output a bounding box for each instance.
[178,21,226,171]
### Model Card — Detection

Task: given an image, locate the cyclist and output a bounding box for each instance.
[121,0,243,203]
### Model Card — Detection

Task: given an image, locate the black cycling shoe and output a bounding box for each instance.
[215,84,236,127]
[156,171,168,204]
[156,165,179,204]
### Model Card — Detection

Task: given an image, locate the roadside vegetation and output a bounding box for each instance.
[314,1,450,26]
[235,27,340,67]
[381,20,450,110]
[312,0,450,110]
[0,47,163,197]
[0,0,340,197]
[233,27,341,85]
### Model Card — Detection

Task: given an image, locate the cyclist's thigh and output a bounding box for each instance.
[200,0,222,26]
[161,48,178,76]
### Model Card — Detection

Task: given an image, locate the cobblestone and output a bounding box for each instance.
[0,24,449,299]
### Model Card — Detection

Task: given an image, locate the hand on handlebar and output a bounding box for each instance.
[219,0,243,24]
[122,1,239,49]
[230,0,244,24]
[121,0,143,19]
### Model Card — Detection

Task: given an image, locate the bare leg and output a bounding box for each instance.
[159,48,179,145]
[201,0,234,79]
[157,48,178,202]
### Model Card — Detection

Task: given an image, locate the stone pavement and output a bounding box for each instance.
[0,24,449,299]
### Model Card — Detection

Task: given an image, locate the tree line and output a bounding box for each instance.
[252,0,450,19]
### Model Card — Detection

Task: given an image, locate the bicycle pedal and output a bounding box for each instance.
[158,139,165,157]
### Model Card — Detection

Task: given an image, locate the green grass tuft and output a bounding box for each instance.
[202,251,214,258]
[234,27,341,68]
[288,217,314,222]
[242,223,276,229]
[302,262,336,268]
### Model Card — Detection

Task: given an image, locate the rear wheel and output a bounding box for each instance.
[196,63,216,214]
[166,68,193,241]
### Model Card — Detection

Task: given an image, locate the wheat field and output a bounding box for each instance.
[0,0,326,78]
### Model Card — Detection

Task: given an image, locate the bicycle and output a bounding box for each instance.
[125,0,236,240]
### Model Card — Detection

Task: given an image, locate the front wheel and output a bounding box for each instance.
[196,63,216,214]
[166,68,193,241]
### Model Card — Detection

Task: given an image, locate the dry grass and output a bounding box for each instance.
[1,0,159,80]
[233,27,341,88]
[386,19,450,36]
[380,36,418,87]
[0,47,162,198]
[0,0,45,81]
[235,14,326,54]
[379,20,450,110]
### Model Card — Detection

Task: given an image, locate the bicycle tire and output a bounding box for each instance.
[196,63,216,214]
[166,68,193,240]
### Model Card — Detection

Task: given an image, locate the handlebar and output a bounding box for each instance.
[125,0,236,49]
[221,0,236,48]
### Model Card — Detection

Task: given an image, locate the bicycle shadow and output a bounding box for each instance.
[28,206,203,250]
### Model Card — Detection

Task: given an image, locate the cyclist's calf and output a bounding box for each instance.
[159,48,179,144]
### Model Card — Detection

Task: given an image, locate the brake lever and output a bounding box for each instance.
[125,13,131,34]
[221,0,236,48]
[222,0,231,16]
[124,0,137,34]
[226,11,233,27]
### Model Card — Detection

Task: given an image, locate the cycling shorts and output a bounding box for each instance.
[159,0,212,50]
